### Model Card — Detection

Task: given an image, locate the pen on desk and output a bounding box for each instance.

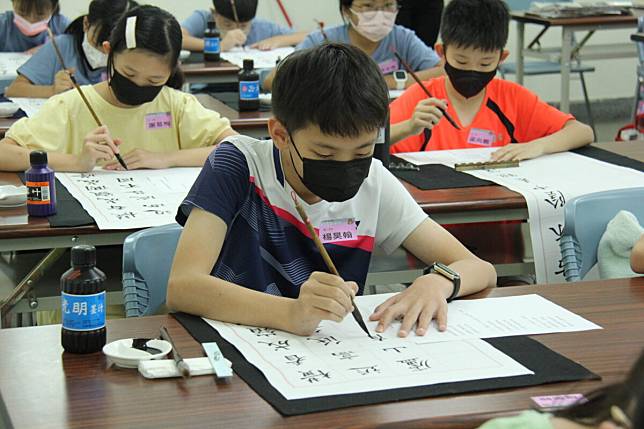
[390,49,461,131]
[291,192,371,338]
[46,29,128,171]
[160,326,191,379]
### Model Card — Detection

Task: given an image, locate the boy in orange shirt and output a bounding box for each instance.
[389,0,594,160]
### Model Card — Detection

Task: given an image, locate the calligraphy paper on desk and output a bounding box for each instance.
[56,168,200,230]
[0,53,30,80]
[221,47,294,69]
[205,318,533,400]
[354,293,601,342]
[396,148,644,283]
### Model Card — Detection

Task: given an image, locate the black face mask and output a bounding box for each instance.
[109,67,164,106]
[288,132,372,202]
[444,59,497,99]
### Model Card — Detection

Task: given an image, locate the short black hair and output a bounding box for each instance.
[272,43,389,138]
[108,5,184,89]
[212,0,257,22]
[12,0,60,17]
[441,0,509,52]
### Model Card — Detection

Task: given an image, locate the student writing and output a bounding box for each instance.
[5,0,137,98]
[181,0,304,52]
[0,5,236,173]
[167,43,496,338]
[263,0,443,91]
[389,0,593,160]
[0,0,68,53]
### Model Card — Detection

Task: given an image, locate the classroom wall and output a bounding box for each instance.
[0,0,637,104]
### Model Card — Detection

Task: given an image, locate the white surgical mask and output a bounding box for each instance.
[82,32,107,69]
[349,9,397,42]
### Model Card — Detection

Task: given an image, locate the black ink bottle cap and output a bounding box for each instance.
[71,245,97,268]
[30,151,48,166]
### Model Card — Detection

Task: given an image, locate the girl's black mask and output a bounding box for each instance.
[444,59,497,99]
[288,132,372,203]
[109,66,164,106]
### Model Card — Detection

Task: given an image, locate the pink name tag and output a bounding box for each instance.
[532,394,585,409]
[467,128,496,146]
[145,112,172,130]
[319,219,358,244]
[379,58,399,75]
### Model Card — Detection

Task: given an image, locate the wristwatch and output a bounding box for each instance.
[394,70,408,90]
[423,262,461,302]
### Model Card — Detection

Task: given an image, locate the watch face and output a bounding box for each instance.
[394,71,406,80]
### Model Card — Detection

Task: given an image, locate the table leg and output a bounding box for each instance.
[560,27,573,113]
[0,247,66,328]
[516,21,525,84]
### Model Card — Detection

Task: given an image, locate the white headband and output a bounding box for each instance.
[125,16,137,49]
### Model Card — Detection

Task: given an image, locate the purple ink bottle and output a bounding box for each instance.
[25,151,57,217]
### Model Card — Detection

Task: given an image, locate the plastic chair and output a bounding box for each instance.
[122,223,182,317]
[559,188,644,282]
[499,61,596,135]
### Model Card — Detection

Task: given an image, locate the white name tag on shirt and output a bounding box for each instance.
[319,218,358,243]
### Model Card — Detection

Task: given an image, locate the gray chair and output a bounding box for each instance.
[122,223,182,317]
[559,188,644,281]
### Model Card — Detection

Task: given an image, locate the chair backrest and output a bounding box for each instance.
[122,223,183,317]
[560,188,644,281]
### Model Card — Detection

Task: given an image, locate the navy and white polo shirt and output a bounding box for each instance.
[177,135,427,297]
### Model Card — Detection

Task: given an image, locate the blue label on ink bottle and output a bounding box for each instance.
[61,291,106,331]
[240,81,260,100]
[204,37,220,54]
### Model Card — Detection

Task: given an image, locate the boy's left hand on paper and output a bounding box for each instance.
[104,148,170,170]
[369,274,453,337]
[221,29,247,51]
[490,141,545,162]
[250,37,283,51]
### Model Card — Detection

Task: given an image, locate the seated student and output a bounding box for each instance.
[262,0,443,91]
[478,346,644,429]
[0,0,68,53]
[5,0,137,98]
[632,235,644,274]
[181,0,304,52]
[0,5,236,173]
[167,43,496,338]
[389,0,594,159]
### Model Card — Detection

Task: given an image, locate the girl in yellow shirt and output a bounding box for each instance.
[0,5,236,172]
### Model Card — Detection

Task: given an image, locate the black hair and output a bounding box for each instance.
[107,5,184,89]
[212,0,257,22]
[65,0,138,76]
[12,0,60,17]
[273,43,389,138]
[339,0,353,15]
[440,0,509,52]
[555,347,644,426]
[338,0,399,18]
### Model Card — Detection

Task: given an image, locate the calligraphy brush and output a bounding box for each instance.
[230,0,240,23]
[390,48,461,131]
[46,28,128,170]
[315,20,329,42]
[291,192,371,338]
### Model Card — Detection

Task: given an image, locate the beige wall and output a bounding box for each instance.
[0,0,637,103]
